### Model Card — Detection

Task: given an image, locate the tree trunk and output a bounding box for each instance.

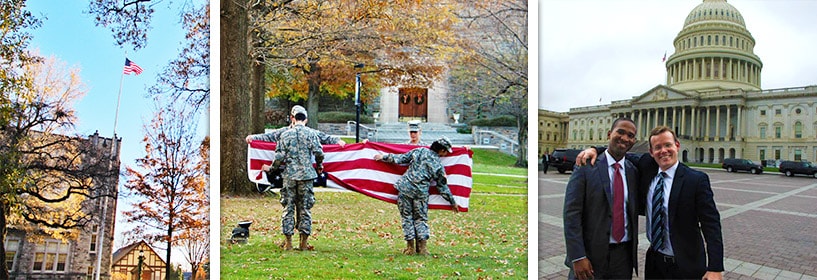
[306,59,321,129]
[250,58,266,134]
[221,0,252,194]
[166,225,173,280]
[0,201,8,280]
[515,113,527,167]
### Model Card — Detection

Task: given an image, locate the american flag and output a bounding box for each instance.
[123,58,144,75]
[247,141,472,212]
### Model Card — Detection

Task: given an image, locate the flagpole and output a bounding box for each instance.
[96,53,127,280]
[113,57,126,141]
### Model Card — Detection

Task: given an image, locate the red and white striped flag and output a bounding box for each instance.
[248,141,472,212]
[123,58,143,75]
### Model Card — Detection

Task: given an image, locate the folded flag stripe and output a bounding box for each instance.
[247,141,472,212]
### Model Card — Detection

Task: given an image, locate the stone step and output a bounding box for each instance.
[370,122,473,145]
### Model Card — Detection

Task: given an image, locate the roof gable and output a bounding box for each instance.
[632,85,695,104]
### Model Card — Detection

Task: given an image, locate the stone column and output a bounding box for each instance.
[681,106,686,137]
[716,105,721,141]
[737,106,742,141]
[691,107,696,141]
[663,107,668,127]
[704,106,711,141]
[726,105,732,140]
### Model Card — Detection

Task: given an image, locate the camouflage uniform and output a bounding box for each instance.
[272,124,324,236]
[404,121,426,146]
[381,147,456,241]
[403,139,427,146]
[248,125,341,144]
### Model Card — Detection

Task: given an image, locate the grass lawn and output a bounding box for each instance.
[220,148,527,279]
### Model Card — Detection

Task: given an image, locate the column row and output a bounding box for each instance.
[667,57,761,87]
[614,105,744,142]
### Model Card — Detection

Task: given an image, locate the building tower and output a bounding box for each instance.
[666,0,762,92]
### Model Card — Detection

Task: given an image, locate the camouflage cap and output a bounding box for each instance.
[291,105,307,118]
[408,120,422,132]
[434,136,453,153]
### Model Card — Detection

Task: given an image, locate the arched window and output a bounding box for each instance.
[589,129,594,141]
[795,121,803,138]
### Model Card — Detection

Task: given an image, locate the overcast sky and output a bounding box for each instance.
[539,0,817,112]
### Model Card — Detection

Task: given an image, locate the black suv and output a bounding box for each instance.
[721,158,763,174]
[550,149,582,174]
[778,161,817,178]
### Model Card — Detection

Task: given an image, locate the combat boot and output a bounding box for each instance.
[280,235,293,250]
[402,239,415,255]
[298,233,314,251]
[416,239,429,255]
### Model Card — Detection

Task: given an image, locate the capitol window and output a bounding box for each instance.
[760,110,766,116]
[795,122,802,138]
[775,109,782,115]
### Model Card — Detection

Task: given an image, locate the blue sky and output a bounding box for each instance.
[540,0,817,112]
[26,1,204,268]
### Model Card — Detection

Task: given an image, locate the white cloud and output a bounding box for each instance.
[539,0,817,112]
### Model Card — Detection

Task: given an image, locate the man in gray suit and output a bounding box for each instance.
[563,117,639,279]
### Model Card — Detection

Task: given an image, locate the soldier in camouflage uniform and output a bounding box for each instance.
[262,106,324,250]
[374,136,460,255]
[246,105,346,146]
[404,120,427,145]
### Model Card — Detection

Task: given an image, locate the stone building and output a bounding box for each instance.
[4,132,120,280]
[557,0,817,164]
[537,109,569,156]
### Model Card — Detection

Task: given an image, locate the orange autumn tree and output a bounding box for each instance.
[123,101,208,279]
[255,0,466,127]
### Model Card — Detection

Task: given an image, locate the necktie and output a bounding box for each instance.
[612,163,625,242]
[651,172,667,251]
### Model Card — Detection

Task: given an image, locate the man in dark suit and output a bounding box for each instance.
[577,126,724,279]
[563,117,639,279]
[643,126,723,279]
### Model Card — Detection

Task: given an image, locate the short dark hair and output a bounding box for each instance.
[430,142,445,153]
[610,117,636,131]
[294,113,307,121]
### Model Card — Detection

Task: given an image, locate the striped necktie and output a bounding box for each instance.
[651,172,667,251]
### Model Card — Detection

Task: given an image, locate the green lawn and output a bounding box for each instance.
[220,148,527,279]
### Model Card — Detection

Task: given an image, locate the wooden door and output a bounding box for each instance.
[398,87,428,121]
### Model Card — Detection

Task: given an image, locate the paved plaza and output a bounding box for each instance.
[538,167,817,280]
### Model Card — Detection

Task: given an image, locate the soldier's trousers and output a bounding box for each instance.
[397,192,429,241]
[280,179,316,236]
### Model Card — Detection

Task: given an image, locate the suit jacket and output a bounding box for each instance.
[563,156,639,275]
[637,158,724,277]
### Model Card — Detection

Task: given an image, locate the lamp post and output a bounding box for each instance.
[354,63,364,142]
[136,249,145,280]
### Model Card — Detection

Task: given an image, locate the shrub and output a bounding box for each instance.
[317,111,373,123]
[469,115,517,127]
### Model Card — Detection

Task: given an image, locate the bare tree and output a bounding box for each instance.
[450,0,528,166]
[123,100,208,280]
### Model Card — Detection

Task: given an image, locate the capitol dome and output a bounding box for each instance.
[684,0,745,28]
[666,0,762,92]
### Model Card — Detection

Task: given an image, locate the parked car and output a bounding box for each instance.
[778,161,817,178]
[721,158,763,174]
[550,148,582,174]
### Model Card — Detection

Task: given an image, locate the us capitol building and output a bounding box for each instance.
[540,0,817,165]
